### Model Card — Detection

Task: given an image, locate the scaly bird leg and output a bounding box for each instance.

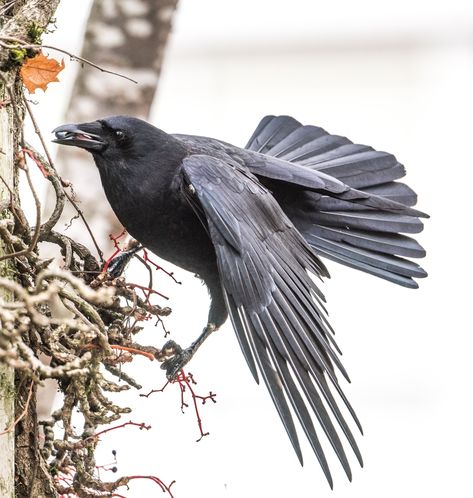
[159,323,218,380]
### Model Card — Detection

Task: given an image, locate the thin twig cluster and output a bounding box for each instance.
[141,370,217,442]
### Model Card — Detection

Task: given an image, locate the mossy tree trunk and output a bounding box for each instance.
[0,1,61,496]
[0,86,16,497]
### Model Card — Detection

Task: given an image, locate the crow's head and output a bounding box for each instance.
[52,115,160,159]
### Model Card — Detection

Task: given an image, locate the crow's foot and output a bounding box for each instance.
[158,324,218,380]
[157,339,182,360]
[160,346,193,380]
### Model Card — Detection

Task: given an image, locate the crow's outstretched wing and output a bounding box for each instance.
[180,154,363,487]
[177,127,428,287]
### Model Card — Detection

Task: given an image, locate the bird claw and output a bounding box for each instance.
[157,339,182,360]
[160,347,193,380]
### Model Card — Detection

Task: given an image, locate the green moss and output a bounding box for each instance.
[9,48,26,63]
[0,47,27,71]
[27,22,44,44]
[26,23,44,57]
[0,21,44,72]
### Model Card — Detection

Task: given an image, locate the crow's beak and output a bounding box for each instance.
[52,121,107,152]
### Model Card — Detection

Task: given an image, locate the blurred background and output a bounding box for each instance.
[24,0,473,496]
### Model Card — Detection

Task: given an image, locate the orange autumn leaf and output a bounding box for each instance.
[20,52,65,93]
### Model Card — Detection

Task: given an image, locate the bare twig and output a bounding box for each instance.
[87,420,151,441]
[0,36,138,84]
[140,370,216,442]
[0,156,42,262]
[0,381,34,436]
[85,343,155,362]
[23,97,104,261]
[23,144,66,236]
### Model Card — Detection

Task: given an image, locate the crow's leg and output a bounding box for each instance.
[159,323,218,380]
[159,273,227,379]
[106,245,142,278]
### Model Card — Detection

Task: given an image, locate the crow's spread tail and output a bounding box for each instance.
[245,115,427,288]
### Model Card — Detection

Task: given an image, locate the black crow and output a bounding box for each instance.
[53,115,428,487]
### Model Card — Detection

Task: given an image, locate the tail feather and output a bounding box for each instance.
[309,225,426,258]
[308,152,406,190]
[363,182,417,206]
[316,182,417,212]
[245,115,301,154]
[308,245,422,289]
[309,210,424,234]
[301,143,374,164]
[305,234,427,279]
[282,135,353,163]
[269,125,329,157]
[245,115,428,288]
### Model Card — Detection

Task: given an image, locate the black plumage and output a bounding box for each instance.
[53,115,428,487]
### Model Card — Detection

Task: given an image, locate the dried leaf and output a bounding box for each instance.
[20,52,65,93]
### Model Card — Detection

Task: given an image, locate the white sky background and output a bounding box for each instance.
[25,0,473,496]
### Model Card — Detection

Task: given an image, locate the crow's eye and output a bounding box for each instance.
[114,130,126,141]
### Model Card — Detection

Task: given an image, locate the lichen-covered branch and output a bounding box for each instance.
[1,2,61,495]
[0,0,61,70]
[0,112,175,495]
[0,2,182,496]
[0,195,173,496]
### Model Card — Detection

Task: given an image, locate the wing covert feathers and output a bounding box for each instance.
[177,114,428,485]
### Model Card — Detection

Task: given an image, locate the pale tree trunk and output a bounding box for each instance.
[0,100,15,498]
[54,0,179,255]
[0,1,60,496]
